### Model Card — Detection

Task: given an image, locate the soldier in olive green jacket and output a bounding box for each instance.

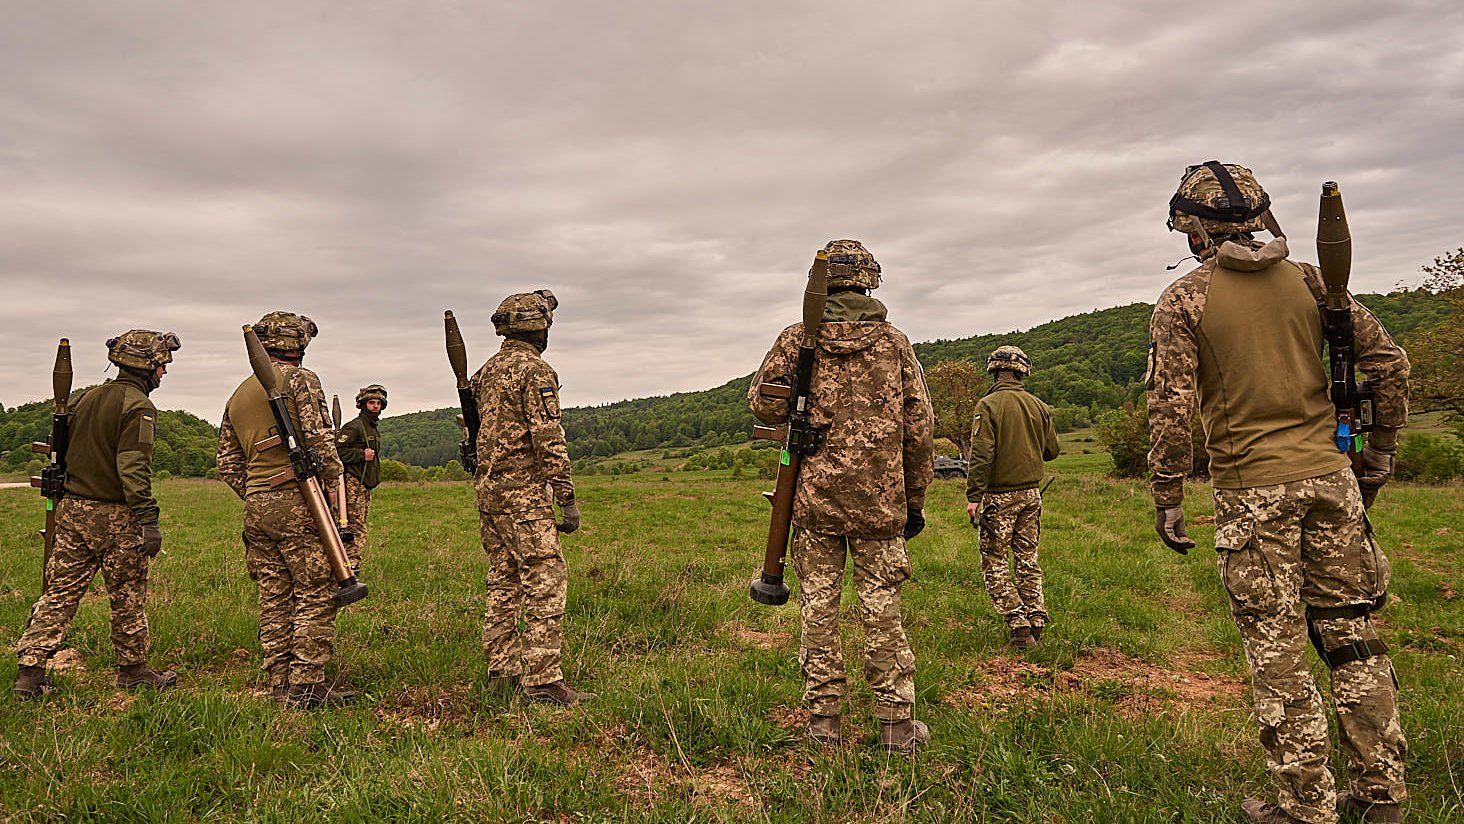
[14,331,181,698]
[335,385,385,569]
[964,345,1061,648]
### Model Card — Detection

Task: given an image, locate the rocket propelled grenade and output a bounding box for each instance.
[30,338,73,587]
[444,310,480,474]
[1315,182,1372,465]
[243,326,367,606]
[749,250,829,606]
[330,394,354,544]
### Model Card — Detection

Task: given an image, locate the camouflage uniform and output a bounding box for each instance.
[17,345,171,673]
[1148,173,1409,822]
[335,396,381,570]
[470,295,575,688]
[749,249,934,722]
[218,346,344,692]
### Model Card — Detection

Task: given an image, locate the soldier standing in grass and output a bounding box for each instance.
[964,345,1060,649]
[13,331,181,698]
[335,384,385,570]
[217,311,354,709]
[749,239,935,753]
[470,289,591,706]
[1148,162,1408,824]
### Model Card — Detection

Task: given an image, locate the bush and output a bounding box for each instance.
[379,459,415,482]
[1395,433,1464,483]
[1052,406,1091,433]
[1095,405,1149,478]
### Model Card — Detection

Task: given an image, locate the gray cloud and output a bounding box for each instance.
[2,1,1461,420]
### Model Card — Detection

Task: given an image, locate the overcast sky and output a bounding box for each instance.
[2,1,1460,421]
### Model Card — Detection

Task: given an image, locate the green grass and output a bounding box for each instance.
[0,463,1460,821]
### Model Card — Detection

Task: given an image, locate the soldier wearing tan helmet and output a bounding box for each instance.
[749,239,935,753]
[1150,162,1409,824]
[964,345,1060,650]
[14,330,181,698]
[469,289,591,706]
[335,384,386,570]
[216,311,353,709]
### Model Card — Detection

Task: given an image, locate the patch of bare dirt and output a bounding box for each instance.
[612,748,759,811]
[731,628,791,650]
[1192,515,1216,525]
[1441,582,1458,601]
[105,692,137,712]
[768,704,810,732]
[374,682,474,729]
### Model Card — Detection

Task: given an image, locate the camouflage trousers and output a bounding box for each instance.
[790,527,916,722]
[16,499,151,669]
[243,489,339,689]
[976,488,1047,631]
[1214,469,1405,824]
[342,474,372,570]
[479,512,566,687]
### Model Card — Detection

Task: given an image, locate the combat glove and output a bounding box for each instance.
[1357,445,1394,508]
[902,508,925,540]
[140,523,163,557]
[556,500,581,534]
[1154,506,1196,555]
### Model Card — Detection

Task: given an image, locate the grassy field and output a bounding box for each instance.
[0,452,1460,822]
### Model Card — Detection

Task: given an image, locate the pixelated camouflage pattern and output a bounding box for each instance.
[479,513,566,687]
[1146,241,1409,507]
[1169,162,1271,238]
[748,320,934,538]
[217,363,342,498]
[975,488,1047,631]
[16,499,152,668]
[985,345,1031,377]
[342,474,372,570]
[492,292,555,335]
[253,311,318,352]
[1214,468,1404,822]
[469,339,574,516]
[354,384,388,409]
[790,528,915,721]
[105,329,179,370]
[242,489,339,688]
[822,239,881,290]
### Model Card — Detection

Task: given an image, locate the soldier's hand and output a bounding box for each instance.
[1357,445,1394,508]
[364,448,376,461]
[556,500,581,534]
[140,523,163,557]
[902,508,925,540]
[1154,506,1195,555]
[966,500,982,528]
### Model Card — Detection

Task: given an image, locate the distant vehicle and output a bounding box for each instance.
[934,455,968,480]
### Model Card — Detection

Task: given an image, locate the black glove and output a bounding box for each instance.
[1357,445,1394,508]
[556,500,581,534]
[140,523,163,557]
[902,508,925,540]
[1154,506,1195,555]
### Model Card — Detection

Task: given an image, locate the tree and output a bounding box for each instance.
[1408,248,1464,420]
[926,360,986,458]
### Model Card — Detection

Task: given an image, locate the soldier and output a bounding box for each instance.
[217,311,354,709]
[1148,163,1408,824]
[13,331,181,697]
[964,345,1061,649]
[749,239,935,753]
[335,385,385,570]
[470,289,590,706]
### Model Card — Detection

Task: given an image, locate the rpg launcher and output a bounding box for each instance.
[330,394,354,544]
[444,310,480,474]
[243,326,367,607]
[748,250,829,606]
[1316,182,1372,477]
[29,339,73,588]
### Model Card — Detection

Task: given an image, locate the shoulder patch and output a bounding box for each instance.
[971,413,982,439]
[139,413,155,446]
[539,386,561,419]
[337,431,350,443]
[1144,341,1158,390]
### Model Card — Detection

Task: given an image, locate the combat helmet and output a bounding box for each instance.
[823,239,881,290]
[492,290,557,336]
[106,330,181,370]
[356,384,388,410]
[986,345,1032,377]
[1168,161,1280,247]
[252,311,318,354]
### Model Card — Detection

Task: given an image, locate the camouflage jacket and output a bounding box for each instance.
[469,339,574,516]
[216,363,343,499]
[61,371,160,524]
[1146,239,1409,506]
[749,316,934,539]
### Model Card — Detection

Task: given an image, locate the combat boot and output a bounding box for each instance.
[1008,626,1037,650]
[13,665,52,699]
[284,681,358,709]
[1341,797,1403,823]
[878,719,930,754]
[1030,624,1045,643]
[116,663,178,691]
[524,680,595,707]
[1240,798,1307,824]
[806,714,841,747]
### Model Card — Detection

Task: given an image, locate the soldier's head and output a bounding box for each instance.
[1168,161,1279,257]
[252,311,318,363]
[823,239,881,292]
[106,330,181,390]
[356,384,388,414]
[493,289,557,351]
[986,345,1031,379]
